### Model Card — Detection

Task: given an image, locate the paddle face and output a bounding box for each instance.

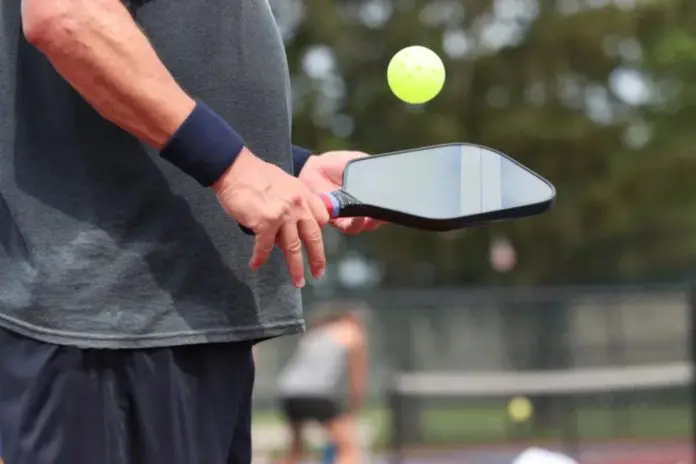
[322,143,555,231]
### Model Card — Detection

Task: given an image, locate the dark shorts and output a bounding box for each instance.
[0,326,255,464]
[280,396,342,424]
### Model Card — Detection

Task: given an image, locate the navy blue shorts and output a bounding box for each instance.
[0,327,255,464]
[280,396,342,424]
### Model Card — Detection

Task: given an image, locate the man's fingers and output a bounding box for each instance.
[250,208,286,270]
[250,226,278,270]
[330,218,353,233]
[248,198,292,269]
[344,218,365,235]
[331,217,384,234]
[332,217,364,235]
[278,222,306,288]
[298,214,326,279]
[305,193,330,227]
[363,218,386,232]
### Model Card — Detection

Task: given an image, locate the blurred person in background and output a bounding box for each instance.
[276,303,369,464]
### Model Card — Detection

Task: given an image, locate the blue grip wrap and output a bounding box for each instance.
[159,101,245,187]
[323,192,341,218]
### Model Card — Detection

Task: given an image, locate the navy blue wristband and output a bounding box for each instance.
[292,145,313,176]
[160,101,245,187]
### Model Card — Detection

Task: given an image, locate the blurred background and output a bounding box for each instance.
[253,0,695,462]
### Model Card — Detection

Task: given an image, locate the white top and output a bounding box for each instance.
[277,326,350,397]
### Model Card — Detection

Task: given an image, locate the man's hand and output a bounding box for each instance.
[299,151,385,234]
[213,149,330,288]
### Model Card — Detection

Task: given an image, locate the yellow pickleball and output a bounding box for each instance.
[387,46,446,104]
[508,396,533,422]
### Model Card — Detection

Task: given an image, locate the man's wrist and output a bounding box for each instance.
[212,149,264,236]
[292,145,313,176]
[210,147,257,194]
[159,101,245,187]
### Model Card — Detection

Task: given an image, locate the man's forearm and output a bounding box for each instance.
[23,0,194,149]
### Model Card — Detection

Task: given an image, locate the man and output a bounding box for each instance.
[0,0,380,463]
[276,305,368,464]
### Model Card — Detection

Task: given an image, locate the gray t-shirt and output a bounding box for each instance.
[0,0,304,348]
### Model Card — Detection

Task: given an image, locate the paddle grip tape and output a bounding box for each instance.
[321,192,341,218]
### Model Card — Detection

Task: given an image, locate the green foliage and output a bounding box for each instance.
[279,0,696,286]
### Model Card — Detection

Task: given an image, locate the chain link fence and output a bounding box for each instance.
[254,284,691,408]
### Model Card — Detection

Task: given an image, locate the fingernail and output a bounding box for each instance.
[317,269,326,280]
[296,278,306,288]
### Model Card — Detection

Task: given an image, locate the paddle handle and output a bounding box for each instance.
[320,189,361,218]
[239,190,360,234]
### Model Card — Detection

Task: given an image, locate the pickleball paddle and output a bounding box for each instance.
[318,143,555,231]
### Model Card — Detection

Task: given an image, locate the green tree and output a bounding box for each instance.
[277,0,696,287]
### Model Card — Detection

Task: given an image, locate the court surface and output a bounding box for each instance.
[255,440,692,464]
[375,442,692,464]
[252,405,692,463]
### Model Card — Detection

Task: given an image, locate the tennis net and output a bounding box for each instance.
[386,363,693,464]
